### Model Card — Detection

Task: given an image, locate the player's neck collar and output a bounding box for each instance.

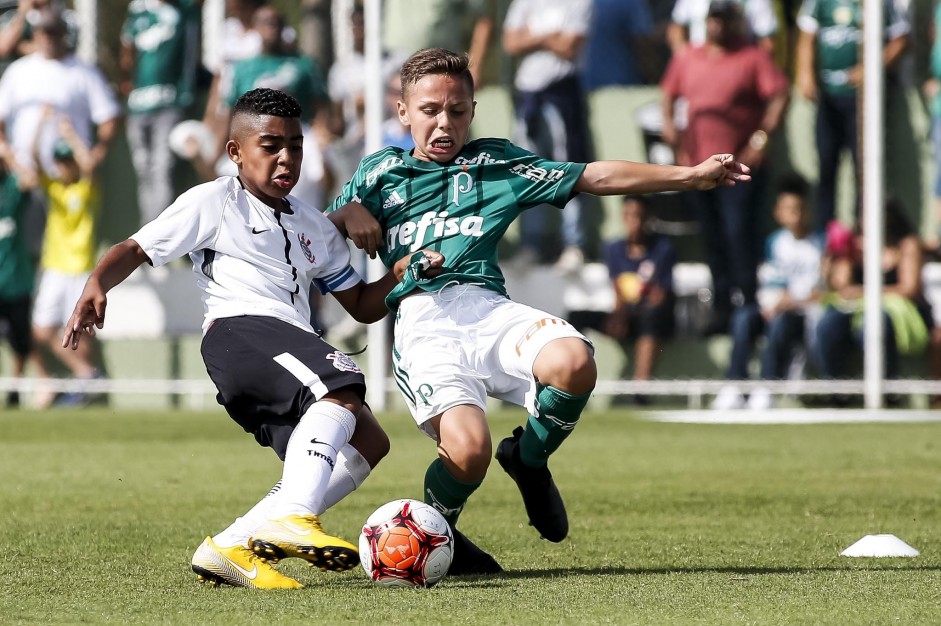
[402,149,457,169]
[236,176,294,214]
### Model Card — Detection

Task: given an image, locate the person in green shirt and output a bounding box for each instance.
[795,0,910,228]
[328,47,751,575]
[120,0,202,224]
[0,143,45,408]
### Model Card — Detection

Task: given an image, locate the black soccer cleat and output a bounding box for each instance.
[447,529,503,576]
[495,426,569,543]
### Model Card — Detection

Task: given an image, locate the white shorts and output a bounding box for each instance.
[391,284,591,439]
[32,270,89,329]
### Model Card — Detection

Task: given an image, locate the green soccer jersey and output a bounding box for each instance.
[328,138,587,309]
[121,0,201,114]
[0,173,34,299]
[798,0,909,96]
[225,55,327,113]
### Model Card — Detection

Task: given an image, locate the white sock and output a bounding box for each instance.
[322,444,371,510]
[270,401,356,518]
[212,481,282,548]
[211,445,370,547]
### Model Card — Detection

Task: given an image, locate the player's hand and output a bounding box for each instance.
[392,250,445,282]
[330,201,383,258]
[61,281,107,350]
[692,154,751,190]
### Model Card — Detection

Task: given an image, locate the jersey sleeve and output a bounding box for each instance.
[502,141,586,209]
[326,151,389,215]
[311,214,363,295]
[130,180,226,267]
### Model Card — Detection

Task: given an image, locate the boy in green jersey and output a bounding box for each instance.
[328,48,750,575]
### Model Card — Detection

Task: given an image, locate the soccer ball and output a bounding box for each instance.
[359,499,454,588]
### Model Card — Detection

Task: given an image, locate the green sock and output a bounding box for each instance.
[519,384,590,467]
[423,458,481,528]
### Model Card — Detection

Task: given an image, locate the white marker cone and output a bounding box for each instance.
[841,534,919,557]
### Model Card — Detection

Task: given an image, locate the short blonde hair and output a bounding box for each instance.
[400,48,474,98]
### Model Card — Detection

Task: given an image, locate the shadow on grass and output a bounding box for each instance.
[503,564,941,579]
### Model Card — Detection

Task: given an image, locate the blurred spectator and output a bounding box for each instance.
[327,3,406,181]
[712,175,824,410]
[503,0,593,275]
[795,0,910,230]
[0,0,78,71]
[925,0,941,253]
[580,0,662,89]
[661,0,789,336]
[30,109,105,406]
[202,0,296,157]
[120,0,203,225]
[328,3,367,141]
[667,0,778,55]
[602,196,676,403]
[0,141,48,408]
[814,200,931,406]
[217,5,333,208]
[0,8,119,259]
[382,70,413,151]
[382,0,495,87]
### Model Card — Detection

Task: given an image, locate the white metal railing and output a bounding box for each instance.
[3,376,941,411]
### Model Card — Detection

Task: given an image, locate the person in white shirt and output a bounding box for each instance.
[61,88,444,590]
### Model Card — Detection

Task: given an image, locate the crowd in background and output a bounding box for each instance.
[0,0,940,410]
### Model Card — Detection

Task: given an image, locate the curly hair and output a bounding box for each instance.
[400,48,473,97]
[232,88,302,119]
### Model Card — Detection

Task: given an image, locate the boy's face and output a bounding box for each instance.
[398,73,475,163]
[773,192,806,233]
[54,158,80,184]
[227,114,303,208]
[622,199,646,242]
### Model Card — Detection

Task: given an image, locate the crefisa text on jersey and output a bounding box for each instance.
[387,211,484,251]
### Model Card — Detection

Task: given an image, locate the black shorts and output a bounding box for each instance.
[201,315,366,460]
[0,295,32,357]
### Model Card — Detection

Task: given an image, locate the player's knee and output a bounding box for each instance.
[534,338,596,396]
[438,436,492,483]
[322,387,364,417]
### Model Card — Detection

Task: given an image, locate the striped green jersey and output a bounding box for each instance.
[328,138,586,309]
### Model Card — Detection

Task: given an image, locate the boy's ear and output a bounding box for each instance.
[226,139,241,165]
[397,100,409,126]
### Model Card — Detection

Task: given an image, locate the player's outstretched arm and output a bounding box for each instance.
[327,201,384,258]
[574,154,751,196]
[61,239,152,350]
[331,250,445,323]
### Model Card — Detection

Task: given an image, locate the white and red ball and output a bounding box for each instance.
[359,499,454,587]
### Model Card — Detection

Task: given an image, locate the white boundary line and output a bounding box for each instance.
[644,409,941,425]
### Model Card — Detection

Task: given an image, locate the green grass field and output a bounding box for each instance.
[2,407,940,624]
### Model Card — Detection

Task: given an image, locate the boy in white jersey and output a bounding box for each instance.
[61,88,444,590]
[328,48,751,575]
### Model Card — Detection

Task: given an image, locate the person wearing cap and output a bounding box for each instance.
[661,0,790,340]
[29,106,105,407]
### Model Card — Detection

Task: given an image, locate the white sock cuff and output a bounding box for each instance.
[338,444,371,488]
[305,401,357,442]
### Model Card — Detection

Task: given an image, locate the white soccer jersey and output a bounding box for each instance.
[131,176,362,333]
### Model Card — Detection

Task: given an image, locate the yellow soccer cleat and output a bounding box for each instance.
[191,537,304,590]
[250,514,359,572]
